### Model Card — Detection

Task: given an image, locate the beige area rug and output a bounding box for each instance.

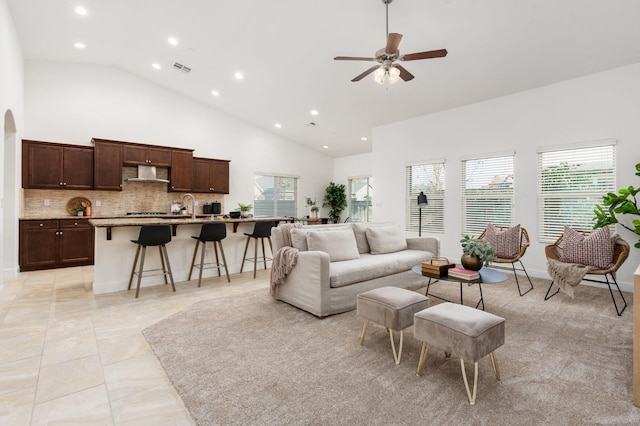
[143,276,640,425]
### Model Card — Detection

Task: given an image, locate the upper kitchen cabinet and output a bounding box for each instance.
[22,140,93,190]
[93,139,123,191]
[123,143,172,167]
[169,149,194,192]
[192,157,230,194]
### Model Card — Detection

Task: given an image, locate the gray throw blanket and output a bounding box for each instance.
[269,223,302,296]
[547,258,595,298]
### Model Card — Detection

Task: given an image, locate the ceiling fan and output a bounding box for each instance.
[334,0,448,84]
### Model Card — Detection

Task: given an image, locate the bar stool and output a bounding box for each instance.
[188,222,230,286]
[128,225,175,298]
[240,221,274,278]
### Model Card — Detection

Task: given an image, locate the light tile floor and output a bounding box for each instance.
[0,265,268,425]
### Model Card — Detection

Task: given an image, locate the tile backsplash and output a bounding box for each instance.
[21,167,225,219]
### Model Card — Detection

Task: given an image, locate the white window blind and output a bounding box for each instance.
[253,175,298,217]
[461,155,514,237]
[406,161,445,234]
[537,143,616,242]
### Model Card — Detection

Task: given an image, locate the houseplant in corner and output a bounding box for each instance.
[460,235,496,271]
[323,182,347,223]
[593,162,640,248]
[237,203,253,218]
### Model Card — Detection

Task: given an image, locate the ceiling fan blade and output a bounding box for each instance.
[351,65,380,82]
[334,56,377,61]
[401,48,448,61]
[385,33,403,54]
[394,64,414,81]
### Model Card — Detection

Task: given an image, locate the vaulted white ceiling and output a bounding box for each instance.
[8,0,640,157]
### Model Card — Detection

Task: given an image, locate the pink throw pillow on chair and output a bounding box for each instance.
[560,226,613,270]
[482,223,521,259]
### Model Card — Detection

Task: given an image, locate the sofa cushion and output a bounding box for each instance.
[482,223,521,258]
[307,229,360,262]
[330,250,432,288]
[366,225,408,254]
[352,222,396,253]
[560,225,613,269]
[291,225,350,251]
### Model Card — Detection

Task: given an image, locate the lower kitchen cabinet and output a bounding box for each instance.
[19,219,95,271]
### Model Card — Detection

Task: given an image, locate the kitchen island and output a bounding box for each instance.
[89,216,290,294]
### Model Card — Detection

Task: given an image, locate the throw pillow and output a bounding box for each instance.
[560,225,613,269]
[366,225,408,255]
[481,223,521,259]
[290,225,350,251]
[307,229,360,262]
[352,222,396,253]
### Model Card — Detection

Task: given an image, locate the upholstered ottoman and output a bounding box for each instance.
[413,302,505,405]
[357,286,430,365]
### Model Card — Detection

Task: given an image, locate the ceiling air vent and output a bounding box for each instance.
[173,62,192,74]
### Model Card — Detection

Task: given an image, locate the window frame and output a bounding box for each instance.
[347,176,373,223]
[536,140,616,243]
[253,173,299,218]
[460,152,515,237]
[406,159,446,234]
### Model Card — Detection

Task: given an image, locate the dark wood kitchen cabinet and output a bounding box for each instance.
[123,143,172,167]
[22,140,93,189]
[19,219,94,271]
[192,157,230,194]
[169,149,194,192]
[93,139,123,191]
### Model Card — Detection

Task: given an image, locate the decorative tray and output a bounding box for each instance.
[66,197,91,215]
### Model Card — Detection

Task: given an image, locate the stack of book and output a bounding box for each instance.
[448,267,480,281]
[421,257,455,278]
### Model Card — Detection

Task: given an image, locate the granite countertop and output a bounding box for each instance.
[88,216,291,227]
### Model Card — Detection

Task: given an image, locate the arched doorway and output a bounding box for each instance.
[3,109,19,283]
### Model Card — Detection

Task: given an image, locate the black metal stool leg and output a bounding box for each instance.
[218,241,231,283]
[128,245,141,290]
[261,237,267,270]
[197,240,206,287]
[214,242,221,277]
[161,244,176,292]
[188,240,200,281]
[253,237,259,278]
[240,237,250,273]
[159,246,168,285]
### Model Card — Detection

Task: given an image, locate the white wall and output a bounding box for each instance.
[23,61,333,217]
[370,62,640,289]
[0,0,24,280]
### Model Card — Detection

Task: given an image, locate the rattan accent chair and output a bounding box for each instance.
[544,229,630,316]
[478,225,534,296]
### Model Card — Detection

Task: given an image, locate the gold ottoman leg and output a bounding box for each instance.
[490,351,501,382]
[359,319,369,345]
[416,342,430,376]
[460,359,479,405]
[389,329,404,365]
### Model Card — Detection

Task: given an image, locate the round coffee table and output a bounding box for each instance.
[411,264,507,310]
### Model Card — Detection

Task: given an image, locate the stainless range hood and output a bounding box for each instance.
[125,165,170,183]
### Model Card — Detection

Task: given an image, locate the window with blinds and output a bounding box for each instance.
[253,174,298,217]
[537,142,616,242]
[348,176,373,223]
[461,154,514,237]
[406,161,445,234]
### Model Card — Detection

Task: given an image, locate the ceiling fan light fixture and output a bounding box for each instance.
[373,67,386,84]
[388,66,401,84]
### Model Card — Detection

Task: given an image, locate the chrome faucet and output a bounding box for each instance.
[181,193,196,219]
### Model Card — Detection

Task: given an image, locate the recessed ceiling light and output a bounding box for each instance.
[211,90,220,97]
[74,42,86,49]
[322,145,329,149]
[274,123,282,129]
[361,137,368,141]
[75,6,88,16]
[152,63,161,70]
[168,37,178,46]
[234,72,244,80]
[310,110,319,116]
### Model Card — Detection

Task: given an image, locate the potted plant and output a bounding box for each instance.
[305,197,319,218]
[593,162,640,248]
[73,205,85,217]
[460,235,496,271]
[323,182,347,223]
[237,203,253,218]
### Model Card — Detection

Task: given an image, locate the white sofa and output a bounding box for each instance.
[271,222,440,317]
